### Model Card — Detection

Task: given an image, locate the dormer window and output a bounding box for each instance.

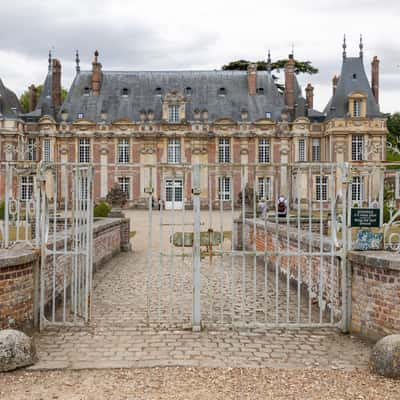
[155,87,162,96]
[77,113,84,119]
[121,88,129,97]
[352,73,357,80]
[168,105,180,123]
[218,87,227,96]
[348,92,367,118]
[83,87,90,96]
[354,100,361,117]
[185,87,192,96]
[265,112,271,119]
[256,88,264,95]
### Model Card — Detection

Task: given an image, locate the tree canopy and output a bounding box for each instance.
[19,85,68,113]
[222,58,318,93]
[387,112,400,148]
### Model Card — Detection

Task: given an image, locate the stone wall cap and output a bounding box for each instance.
[348,250,400,271]
[0,244,38,269]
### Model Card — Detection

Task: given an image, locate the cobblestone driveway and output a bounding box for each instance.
[32,210,371,370]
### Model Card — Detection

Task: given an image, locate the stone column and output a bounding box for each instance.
[100,148,108,198]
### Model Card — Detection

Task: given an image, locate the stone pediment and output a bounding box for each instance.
[213,117,237,125]
[253,118,275,125]
[38,115,56,125]
[293,117,310,124]
[72,118,97,131]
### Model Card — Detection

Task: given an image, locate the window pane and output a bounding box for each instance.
[167,138,181,163]
[258,138,270,163]
[298,139,305,162]
[218,138,230,163]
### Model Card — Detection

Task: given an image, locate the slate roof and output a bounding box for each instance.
[324,56,381,118]
[0,78,21,118]
[59,70,293,123]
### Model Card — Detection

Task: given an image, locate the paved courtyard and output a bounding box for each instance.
[32,210,371,370]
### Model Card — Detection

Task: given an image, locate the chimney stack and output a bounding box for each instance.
[305,83,314,109]
[92,50,102,96]
[332,75,339,97]
[28,84,37,112]
[247,63,257,96]
[51,59,62,110]
[284,54,295,119]
[371,56,379,105]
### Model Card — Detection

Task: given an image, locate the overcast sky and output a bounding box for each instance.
[1,0,399,113]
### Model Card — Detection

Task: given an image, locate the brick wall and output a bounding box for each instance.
[0,218,130,331]
[348,251,400,341]
[240,218,342,323]
[0,250,38,331]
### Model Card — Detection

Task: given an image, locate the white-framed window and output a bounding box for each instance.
[351,176,364,202]
[218,137,230,163]
[27,138,36,161]
[118,177,130,199]
[298,139,306,162]
[352,135,363,161]
[168,105,180,123]
[218,176,231,201]
[117,138,129,164]
[312,138,321,161]
[265,112,272,119]
[43,138,51,162]
[353,100,361,117]
[20,176,34,201]
[258,138,271,163]
[315,175,328,201]
[258,177,271,200]
[79,138,90,163]
[167,138,181,164]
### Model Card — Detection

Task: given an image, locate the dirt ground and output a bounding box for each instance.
[1,367,399,400]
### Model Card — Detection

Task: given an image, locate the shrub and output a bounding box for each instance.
[93,201,111,218]
[0,201,4,220]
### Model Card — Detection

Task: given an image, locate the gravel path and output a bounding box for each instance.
[2,367,400,400]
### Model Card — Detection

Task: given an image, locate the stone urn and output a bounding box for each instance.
[106,184,128,218]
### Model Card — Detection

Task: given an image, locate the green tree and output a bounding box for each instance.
[19,85,68,113]
[387,112,400,148]
[222,58,318,93]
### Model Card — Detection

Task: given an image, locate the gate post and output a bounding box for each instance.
[192,163,201,331]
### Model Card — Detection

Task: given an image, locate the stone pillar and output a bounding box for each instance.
[100,149,108,198]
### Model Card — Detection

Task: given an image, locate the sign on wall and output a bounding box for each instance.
[350,208,380,228]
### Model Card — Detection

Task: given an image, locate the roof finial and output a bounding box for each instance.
[359,34,363,59]
[75,49,80,73]
[48,49,52,72]
[94,50,99,63]
[342,34,347,60]
[267,49,271,72]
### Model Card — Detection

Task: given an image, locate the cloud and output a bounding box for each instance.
[0,0,398,113]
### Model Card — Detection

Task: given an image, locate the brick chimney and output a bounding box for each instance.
[332,75,339,97]
[371,56,379,105]
[284,54,295,118]
[52,59,62,110]
[247,63,257,96]
[92,50,102,96]
[28,84,37,112]
[305,83,314,109]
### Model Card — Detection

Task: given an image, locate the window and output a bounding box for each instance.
[258,177,271,200]
[353,100,361,117]
[258,138,271,163]
[351,176,364,202]
[256,88,264,95]
[83,87,90,96]
[20,176,34,201]
[218,176,231,201]
[118,177,130,199]
[265,112,272,119]
[312,138,321,161]
[43,138,51,162]
[218,137,230,163]
[155,87,162,95]
[218,87,226,96]
[185,87,192,96]
[79,138,90,163]
[315,176,328,201]
[121,88,129,96]
[167,138,181,164]
[117,138,129,164]
[77,113,84,119]
[298,139,306,162]
[168,105,180,123]
[352,135,363,161]
[27,138,36,161]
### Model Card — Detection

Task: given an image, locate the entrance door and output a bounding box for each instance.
[165,179,183,210]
